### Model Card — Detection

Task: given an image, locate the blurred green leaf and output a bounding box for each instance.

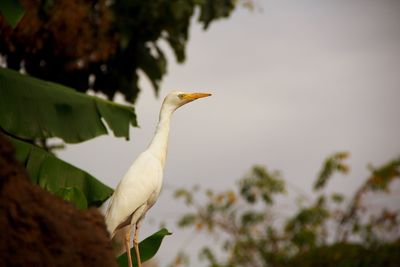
[55,187,88,210]
[314,152,349,191]
[331,193,344,204]
[292,229,317,248]
[174,188,193,205]
[241,211,265,226]
[137,44,166,96]
[117,228,172,267]
[0,0,24,28]
[178,214,197,227]
[9,136,113,206]
[199,247,220,266]
[0,68,137,143]
[286,206,329,230]
[239,165,285,205]
[366,157,400,191]
[198,0,236,29]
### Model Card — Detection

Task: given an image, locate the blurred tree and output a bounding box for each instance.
[173,153,400,267]
[0,0,239,103]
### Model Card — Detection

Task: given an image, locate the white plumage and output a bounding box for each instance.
[105,152,162,234]
[105,91,211,267]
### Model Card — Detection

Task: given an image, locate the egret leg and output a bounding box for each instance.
[133,223,142,267]
[124,228,133,267]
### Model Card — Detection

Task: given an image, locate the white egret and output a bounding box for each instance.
[105,91,211,267]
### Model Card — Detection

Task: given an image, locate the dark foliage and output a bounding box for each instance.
[0,0,237,103]
[288,242,400,267]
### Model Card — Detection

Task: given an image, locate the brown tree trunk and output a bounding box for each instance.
[0,134,117,267]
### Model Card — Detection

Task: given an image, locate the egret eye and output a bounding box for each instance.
[178,94,185,99]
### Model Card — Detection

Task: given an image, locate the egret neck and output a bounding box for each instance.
[147,101,176,167]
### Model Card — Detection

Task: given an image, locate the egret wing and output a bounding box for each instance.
[105,152,162,234]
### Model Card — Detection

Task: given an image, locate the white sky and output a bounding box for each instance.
[58,0,400,265]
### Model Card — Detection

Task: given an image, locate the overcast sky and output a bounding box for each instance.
[59,0,400,265]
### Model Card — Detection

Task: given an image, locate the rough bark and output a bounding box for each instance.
[0,134,117,267]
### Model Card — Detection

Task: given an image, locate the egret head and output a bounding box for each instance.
[163,91,212,111]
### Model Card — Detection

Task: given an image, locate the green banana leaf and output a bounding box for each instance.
[0,0,25,28]
[9,136,113,207]
[118,228,172,267]
[0,68,137,143]
[54,187,88,210]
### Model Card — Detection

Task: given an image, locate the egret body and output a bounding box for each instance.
[105,91,211,267]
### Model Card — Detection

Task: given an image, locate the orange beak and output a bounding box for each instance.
[181,93,212,101]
